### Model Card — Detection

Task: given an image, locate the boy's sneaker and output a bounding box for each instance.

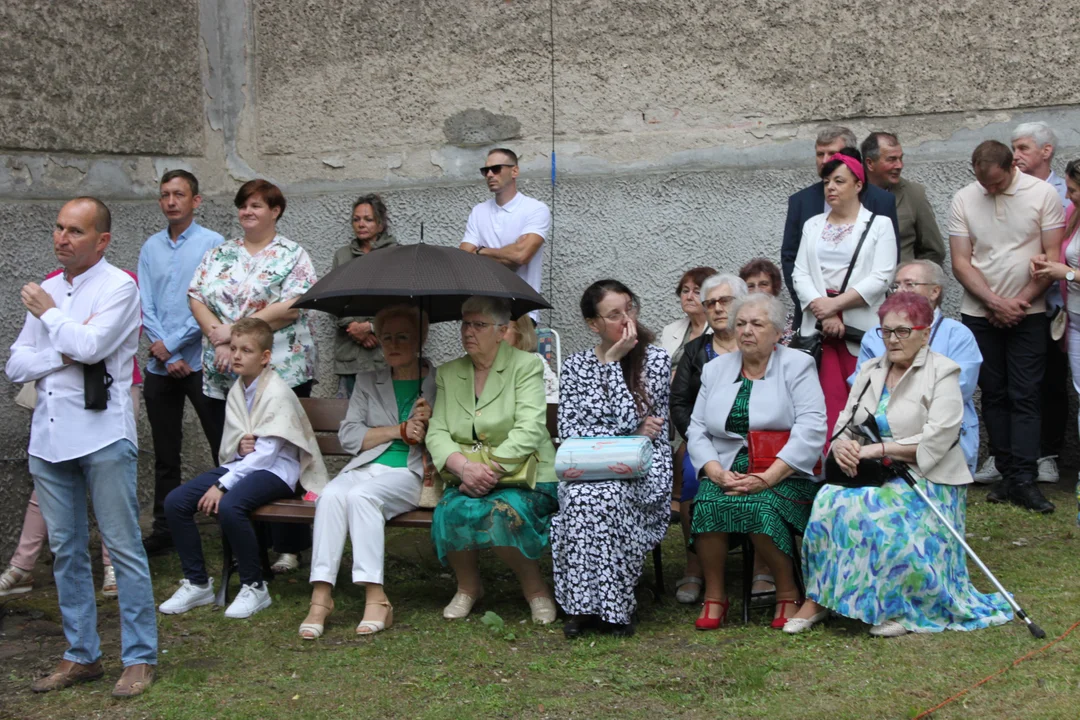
[270,553,299,574]
[1037,456,1060,484]
[101,565,118,598]
[225,582,272,619]
[0,566,33,597]
[158,578,215,615]
[973,457,1002,484]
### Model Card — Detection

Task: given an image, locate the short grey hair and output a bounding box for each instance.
[728,293,786,334]
[373,303,429,344]
[699,273,748,303]
[816,125,857,149]
[1012,122,1058,156]
[461,295,511,326]
[897,259,947,288]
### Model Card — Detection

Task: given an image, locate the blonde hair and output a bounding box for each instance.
[231,317,274,353]
[507,316,538,353]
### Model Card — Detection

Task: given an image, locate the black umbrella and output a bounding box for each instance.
[292,243,551,321]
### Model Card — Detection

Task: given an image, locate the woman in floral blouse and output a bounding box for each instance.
[188,178,319,572]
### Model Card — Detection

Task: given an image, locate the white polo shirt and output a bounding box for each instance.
[462,191,551,306]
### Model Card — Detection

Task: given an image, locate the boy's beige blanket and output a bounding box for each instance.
[220,369,328,495]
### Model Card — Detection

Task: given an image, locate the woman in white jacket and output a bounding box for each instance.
[792,147,897,431]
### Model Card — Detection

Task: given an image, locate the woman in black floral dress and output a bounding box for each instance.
[551,280,673,638]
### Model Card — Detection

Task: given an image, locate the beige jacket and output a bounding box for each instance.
[836,346,972,485]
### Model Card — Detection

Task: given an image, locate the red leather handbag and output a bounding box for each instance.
[747,431,822,475]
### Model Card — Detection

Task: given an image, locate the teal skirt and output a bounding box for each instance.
[431,483,560,565]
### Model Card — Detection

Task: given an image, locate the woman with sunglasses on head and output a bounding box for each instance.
[426,297,559,625]
[668,273,744,604]
[551,280,674,638]
[792,148,898,431]
[786,292,1012,637]
[330,194,398,398]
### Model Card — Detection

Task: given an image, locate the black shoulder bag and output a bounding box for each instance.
[789,213,878,364]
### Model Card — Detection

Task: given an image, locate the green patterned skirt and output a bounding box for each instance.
[431,483,560,565]
[690,476,818,557]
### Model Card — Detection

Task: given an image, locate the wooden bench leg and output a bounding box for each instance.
[741,535,754,624]
[216,533,234,608]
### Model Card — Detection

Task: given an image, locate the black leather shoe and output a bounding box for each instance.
[986,482,1009,504]
[1008,483,1055,514]
[563,614,599,639]
[142,532,174,556]
[604,620,636,637]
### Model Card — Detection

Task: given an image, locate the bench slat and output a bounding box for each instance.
[251,499,433,528]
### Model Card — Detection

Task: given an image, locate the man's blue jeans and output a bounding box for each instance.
[29,439,158,667]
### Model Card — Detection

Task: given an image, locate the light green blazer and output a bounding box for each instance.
[427,341,557,483]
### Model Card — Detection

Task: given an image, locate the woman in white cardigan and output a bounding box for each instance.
[792,148,897,432]
[785,293,1012,637]
[299,305,436,639]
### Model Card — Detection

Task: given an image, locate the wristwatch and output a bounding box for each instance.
[1067,270,1076,282]
[475,246,484,255]
[215,482,229,493]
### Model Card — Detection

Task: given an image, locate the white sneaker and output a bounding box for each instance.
[225,583,272,619]
[158,578,215,615]
[101,565,117,598]
[270,553,299,574]
[869,620,909,637]
[973,456,1002,484]
[1037,456,1059,484]
[0,566,33,597]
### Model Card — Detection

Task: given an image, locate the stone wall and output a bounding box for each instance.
[1,0,1077,557]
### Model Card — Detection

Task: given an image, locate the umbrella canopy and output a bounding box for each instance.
[293,243,551,322]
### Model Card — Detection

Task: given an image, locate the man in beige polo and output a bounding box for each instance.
[949,140,1065,514]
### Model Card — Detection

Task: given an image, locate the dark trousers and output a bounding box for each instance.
[1041,328,1070,457]
[204,379,314,555]
[963,313,1047,486]
[164,467,294,586]
[143,370,227,535]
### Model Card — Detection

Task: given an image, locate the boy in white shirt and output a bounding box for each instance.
[159,318,326,619]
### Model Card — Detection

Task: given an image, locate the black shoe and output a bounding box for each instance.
[562,614,599,639]
[142,532,174,556]
[1008,483,1055,514]
[986,482,1009,504]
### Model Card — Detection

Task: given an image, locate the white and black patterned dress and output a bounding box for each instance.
[551,344,674,624]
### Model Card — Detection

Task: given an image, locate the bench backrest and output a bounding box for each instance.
[299,398,560,454]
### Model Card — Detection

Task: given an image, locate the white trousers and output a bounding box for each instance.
[309,464,422,586]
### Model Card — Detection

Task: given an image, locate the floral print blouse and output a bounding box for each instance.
[188,235,318,399]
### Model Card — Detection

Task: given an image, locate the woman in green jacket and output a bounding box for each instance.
[331,194,398,397]
[427,296,558,625]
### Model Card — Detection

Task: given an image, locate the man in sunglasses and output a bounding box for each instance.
[849,260,982,475]
[460,148,550,323]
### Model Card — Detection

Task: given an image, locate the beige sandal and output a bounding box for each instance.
[356,600,393,636]
[299,599,334,640]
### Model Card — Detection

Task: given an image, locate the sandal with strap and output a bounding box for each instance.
[675,576,704,604]
[357,600,393,636]
[299,599,334,640]
[770,598,803,629]
[695,598,730,631]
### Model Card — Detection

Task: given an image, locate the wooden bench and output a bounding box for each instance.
[217,400,667,604]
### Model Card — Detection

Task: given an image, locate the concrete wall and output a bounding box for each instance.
[1,0,1077,557]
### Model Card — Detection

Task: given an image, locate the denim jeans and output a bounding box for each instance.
[29,439,158,667]
[165,467,294,587]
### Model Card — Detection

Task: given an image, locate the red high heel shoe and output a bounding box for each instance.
[770,598,803,629]
[695,599,730,630]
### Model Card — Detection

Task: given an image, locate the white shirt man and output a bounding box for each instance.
[460,148,551,321]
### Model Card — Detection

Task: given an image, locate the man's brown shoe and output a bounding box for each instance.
[112,663,154,698]
[30,659,104,693]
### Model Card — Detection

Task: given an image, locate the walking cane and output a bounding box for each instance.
[851,419,1046,639]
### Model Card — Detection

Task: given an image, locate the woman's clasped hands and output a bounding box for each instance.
[701,461,768,496]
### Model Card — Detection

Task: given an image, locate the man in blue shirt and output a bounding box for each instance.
[850,259,983,475]
[138,170,225,554]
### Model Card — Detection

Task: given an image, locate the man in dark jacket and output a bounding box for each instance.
[781,126,901,328]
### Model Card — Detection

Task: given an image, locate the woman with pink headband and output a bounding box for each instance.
[792,147,897,432]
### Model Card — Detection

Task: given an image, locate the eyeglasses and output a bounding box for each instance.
[480,164,515,176]
[887,281,937,293]
[876,325,929,340]
[703,296,736,309]
[460,320,499,332]
[599,307,639,323]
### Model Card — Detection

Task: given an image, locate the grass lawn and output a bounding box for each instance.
[1,482,1078,720]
